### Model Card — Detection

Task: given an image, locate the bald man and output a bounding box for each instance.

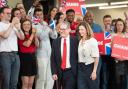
[83,11,103,33]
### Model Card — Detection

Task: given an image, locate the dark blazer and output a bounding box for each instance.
[51,36,78,79]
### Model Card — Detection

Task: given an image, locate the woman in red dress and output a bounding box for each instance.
[18,19,39,89]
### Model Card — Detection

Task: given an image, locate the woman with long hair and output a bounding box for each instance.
[10,8,21,22]
[18,19,39,89]
[77,21,99,89]
[45,7,58,24]
[111,18,128,89]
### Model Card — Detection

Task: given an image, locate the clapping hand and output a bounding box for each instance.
[12,17,21,30]
[12,17,20,25]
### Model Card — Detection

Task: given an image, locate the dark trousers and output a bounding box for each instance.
[56,69,76,89]
[78,63,99,89]
[0,65,3,89]
[114,61,127,89]
[100,55,115,89]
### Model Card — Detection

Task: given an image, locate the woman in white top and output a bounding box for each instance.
[77,21,99,89]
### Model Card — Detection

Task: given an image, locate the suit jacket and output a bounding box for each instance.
[51,36,78,79]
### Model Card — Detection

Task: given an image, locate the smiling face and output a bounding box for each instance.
[50,8,58,19]
[66,12,75,23]
[59,14,65,23]
[84,12,93,25]
[103,17,112,27]
[34,11,43,22]
[20,8,26,18]
[22,21,31,33]
[116,21,124,33]
[79,25,87,39]
[14,10,21,19]
[1,8,11,21]
[59,22,71,38]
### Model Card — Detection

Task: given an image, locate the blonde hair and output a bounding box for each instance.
[77,21,94,40]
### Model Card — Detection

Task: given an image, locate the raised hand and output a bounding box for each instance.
[124,12,128,20]
[12,17,20,25]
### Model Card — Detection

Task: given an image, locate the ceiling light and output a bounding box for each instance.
[110,1,128,5]
[85,3,108,8]
[99,5,128,9]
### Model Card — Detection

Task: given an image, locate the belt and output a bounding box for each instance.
[61,68,71,71]
[0,51,18,54]
[79,62,94,66]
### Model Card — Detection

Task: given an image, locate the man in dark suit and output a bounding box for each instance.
[51,21,78,89]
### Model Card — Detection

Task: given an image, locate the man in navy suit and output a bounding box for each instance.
[51,21,78,89]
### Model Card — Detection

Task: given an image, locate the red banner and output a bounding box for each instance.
[111,36,128,60]
[94,32,111,55]
[60,0,85,15]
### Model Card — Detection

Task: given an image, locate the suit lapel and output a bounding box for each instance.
[70,37,73,64]
[57,38,62,66]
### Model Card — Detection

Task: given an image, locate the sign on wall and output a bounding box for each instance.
[60,0,87,16]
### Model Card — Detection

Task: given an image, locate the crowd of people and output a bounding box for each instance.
[0,0,128,89]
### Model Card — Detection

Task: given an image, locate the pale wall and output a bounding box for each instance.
[88,7,128,28]
[8,0,22,8]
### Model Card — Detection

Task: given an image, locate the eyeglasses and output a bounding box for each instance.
[59,27,68,30]
[3,12,11,15]
[60,28,66,30]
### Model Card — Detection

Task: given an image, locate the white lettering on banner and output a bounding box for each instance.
[98,41,103,45]
[112,54,120,57]
[66,3,79,6]
[122,56,128,59]
[113,44,128,50]
[79,0,85,1]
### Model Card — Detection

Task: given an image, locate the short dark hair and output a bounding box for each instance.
[34,8,43,15]
[0,6,9,14]
[66,9,75,15]
[103,15,111,20]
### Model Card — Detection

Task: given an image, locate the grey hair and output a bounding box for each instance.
[60,21,70,29]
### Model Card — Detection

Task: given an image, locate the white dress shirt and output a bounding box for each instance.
[61,36,71,68]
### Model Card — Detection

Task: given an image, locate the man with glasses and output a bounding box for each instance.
[0,6,24,89]
[51,21,78,89]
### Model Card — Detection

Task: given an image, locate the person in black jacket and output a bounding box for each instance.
[51,21,78,89]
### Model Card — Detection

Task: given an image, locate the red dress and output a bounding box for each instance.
[18,34,37,76]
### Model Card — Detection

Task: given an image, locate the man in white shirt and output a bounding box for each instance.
[0,6,24,89]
